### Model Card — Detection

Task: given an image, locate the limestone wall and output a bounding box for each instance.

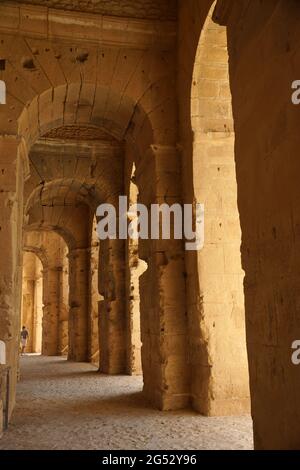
[225,0,300,450]
[0,137,25,423]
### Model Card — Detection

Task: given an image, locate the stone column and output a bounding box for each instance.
[58,263,68,356]
[88,241,101,366]
[0,136,25,419]
[32,274,43,353]
[99,239,126,374]
[42,267,61,356]
[126,238,147,375]
[137,145,190,410]
[68,248,89,362]
[21,278,35,353]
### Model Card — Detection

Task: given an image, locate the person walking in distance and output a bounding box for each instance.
[20,326,29,355]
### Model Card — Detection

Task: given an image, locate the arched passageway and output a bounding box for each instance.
[0,0,253,449]
[188,2,250,416]
[23,230,69,357]
[2,0,299,451]
[0,0,252,447]
[21,252,43,354]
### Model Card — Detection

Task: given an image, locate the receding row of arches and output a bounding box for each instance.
[0,0,265,448]
[16,0,249,415]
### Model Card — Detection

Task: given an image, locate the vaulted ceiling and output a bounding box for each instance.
[13,0,177,20]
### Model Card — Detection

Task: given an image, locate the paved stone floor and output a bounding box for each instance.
[0,356,253,450]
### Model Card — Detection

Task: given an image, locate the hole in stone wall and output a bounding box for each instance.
[76,51,89,63]
[21,57,36,70]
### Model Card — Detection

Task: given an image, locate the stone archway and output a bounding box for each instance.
[15,77,187,408]
[187,2,250,416]
[24,230,69,357]
[0,0,226,423]
[21,251,43,354]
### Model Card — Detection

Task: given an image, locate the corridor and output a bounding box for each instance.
[0,356,253,450]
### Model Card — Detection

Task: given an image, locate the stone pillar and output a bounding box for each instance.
[58,262,68,356]
[126,238,147,375]
[99,239,126,374]
[21,278,35,352]
[88,241,101,366]
[68,248,89,362]
[0,136,25,419]
[32,275,43,353]
[42,267,61,356]
[137,145,190,410]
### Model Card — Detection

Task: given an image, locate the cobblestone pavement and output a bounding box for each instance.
[0,355,253,450]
